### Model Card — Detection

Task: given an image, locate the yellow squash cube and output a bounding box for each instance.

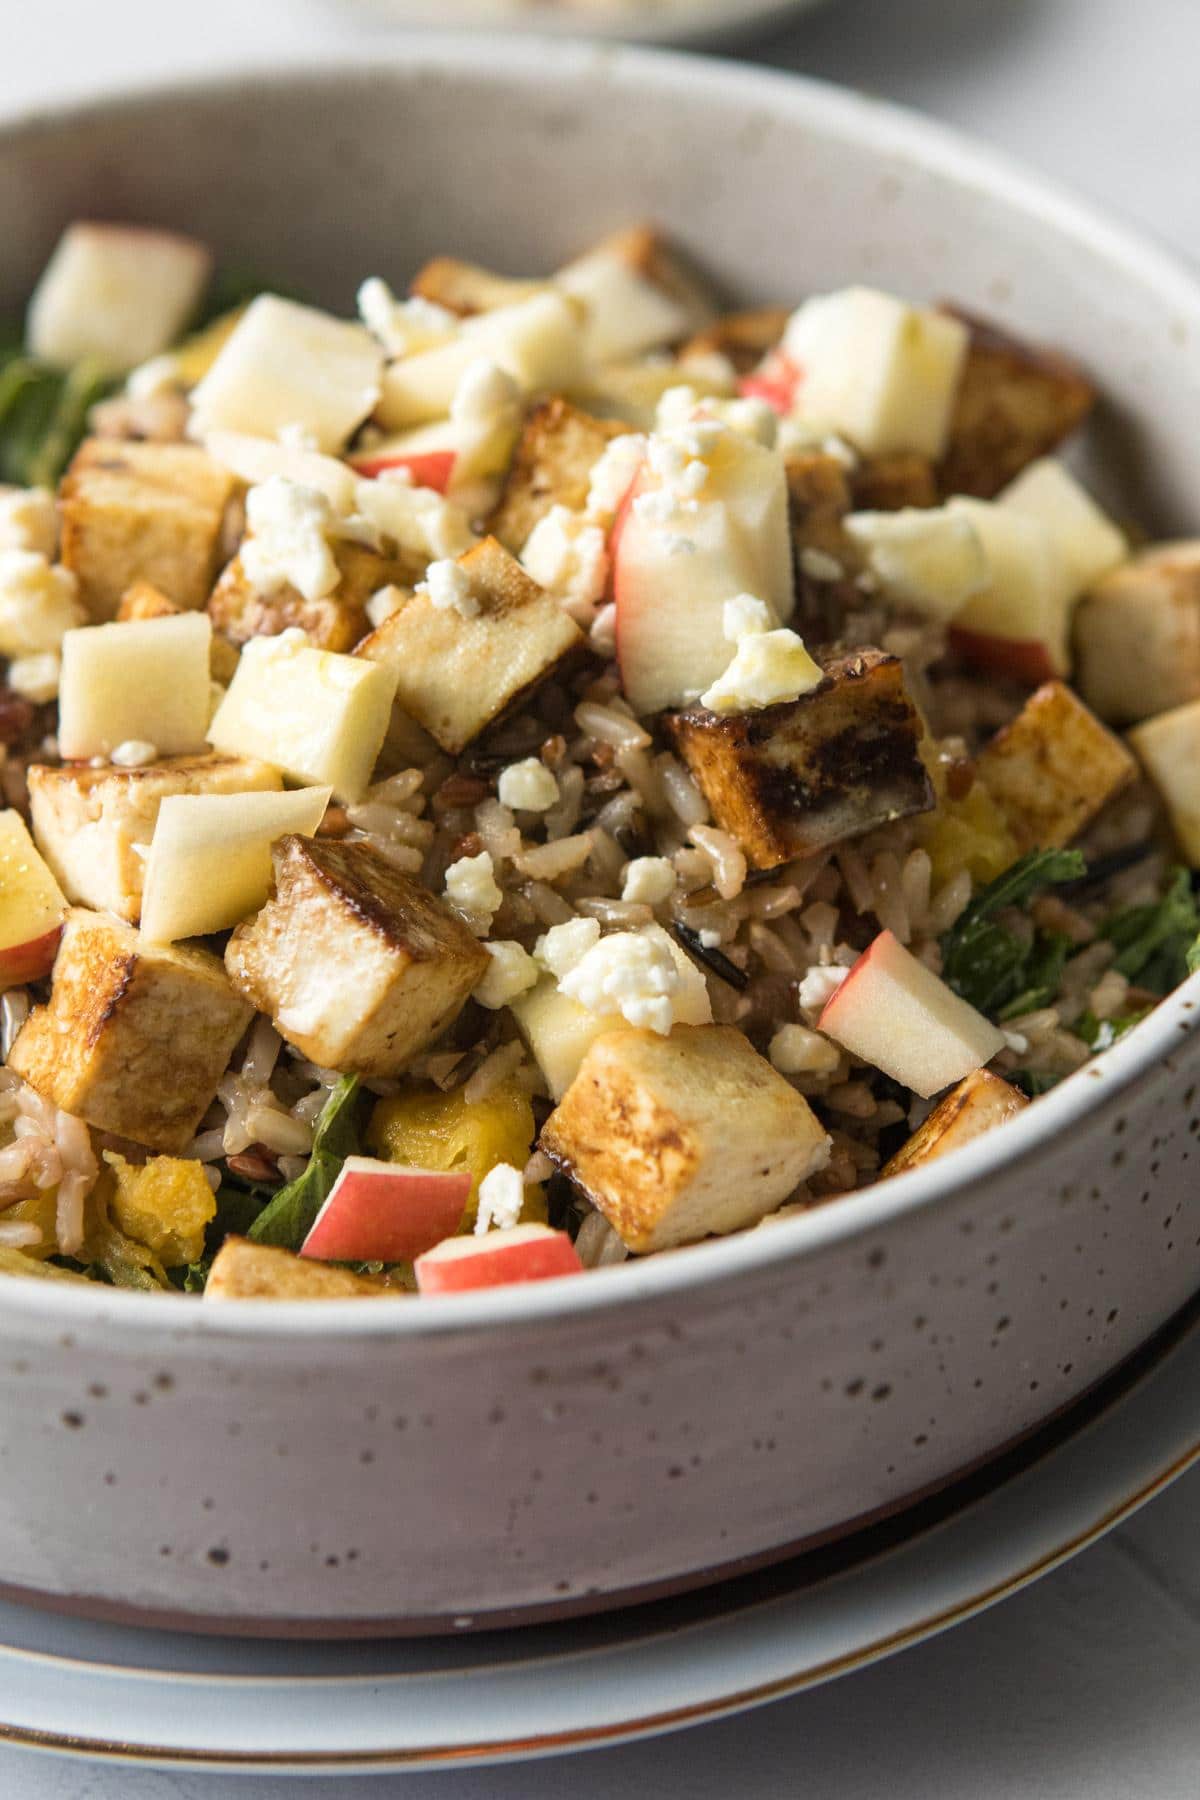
[367,1076,546,1229]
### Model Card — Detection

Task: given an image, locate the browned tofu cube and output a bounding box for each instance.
[938,311,1096,499]
[60,438,237,618]
[489,398,630,554]
[669,648,935,871]
[208,538,417,654]
[225,835,489,1075]
[355,536,583,754]
[28,753,282,922]
[851,452,939,513]
[882,1069,1028,1178]
[540,1024,830,1253]
[679,305,791,376]
[975,680,1137,851]
[205,1238,389,1301]
[1074,542,1200,726]
[409,256,546,317]
[8,909,251,1152]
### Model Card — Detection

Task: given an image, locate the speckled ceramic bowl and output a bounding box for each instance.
[1,41,1198,1637]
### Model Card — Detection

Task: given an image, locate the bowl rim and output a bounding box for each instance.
[1,35,1198,1339]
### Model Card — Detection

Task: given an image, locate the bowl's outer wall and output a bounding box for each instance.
[0,55,1199,1628]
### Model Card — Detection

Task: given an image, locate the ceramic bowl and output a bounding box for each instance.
[328,0,830,48]
[0,40,1198,1637]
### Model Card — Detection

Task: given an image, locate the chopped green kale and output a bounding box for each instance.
[940,849,1087,1018]
[1101,868,1200,995]
[246,1076,362,1252]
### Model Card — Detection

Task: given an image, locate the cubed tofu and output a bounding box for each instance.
[975,681,1137,851]
[27,752,282,922]
[1128,698,1200,866]
[851,452,939,513]
[881,1069,1028,1177]
[355,536,583,755]
[208,538,417,653]
[938,311,1096,499]
[8,908,251,1152]
[1074,542,1200,725]
[225,835,489,1075]
[489,397,630,553]
[669,648,934,870]
[409,256,546,317]
[681,305,791,376]
[59,438,237,619]
[540,1023,830,1253]
[205,1237,388,1301]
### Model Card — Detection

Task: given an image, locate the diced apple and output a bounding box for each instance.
[57,612,213,760]
[882,1068,1028,1177]
[302,1158,470,1264]
[0,810,67,988]
[781,288,970,459]
[1075,541,1200,725]
[613,429,793,715]
[202,429,357,510]
[557,248,692,364]
[139,784,332,942]
[348,431,457,492]
[738,348,803,416]
[377,292,584,430]
[1128,697,1200,866]
[946,496,1073,680]
[190,295,384,452]
[207,633,398,802]
[819,930,1006,1098]
[999,458,1127,595]
[414,1222,584,1295]
[844,505,989,621]
[26,222,212,374]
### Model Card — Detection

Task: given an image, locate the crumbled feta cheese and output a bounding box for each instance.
[0,488,57,558]
[0,551,83,657]
[698,929,722,950]
[520,504,609,621]
[451,357,521,431]
[558,929,681,1035]
[797,964,849,1023]
[722,594,772,642]
[497,756,560,813]
[418,558,479,619]
[110,738,159,769]
[700,625,823,714]
[799,546,845,583]
[768,1023,841,1075]
[444,850,503,935]
[589,602,618,656]
[240,478,340,603]
[533,916,601,979]
[353,473,476,563]
[126,354,180,401]
[357,277,457,356]
[474,939,540,1011]
[365,585,406,629]
[6,651,60,704]
[621,856,677,906]
[475,1162,525,1235]
[585,434,646,522]
[655,385,777,449]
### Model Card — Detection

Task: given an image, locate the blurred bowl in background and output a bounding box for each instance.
[326,0,832,47]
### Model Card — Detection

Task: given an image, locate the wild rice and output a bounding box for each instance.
[574,700,652,750]
[688,825,747,901]
[463,1040,526,1106]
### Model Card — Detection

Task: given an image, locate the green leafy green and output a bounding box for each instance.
[1189,936,1200,978]
[940,849,1087,1018]
[1101,868,1200,995]
[1073,1006,1154,1053]
[1008,1069,1064,1099]
[246,1076,362,1252]
[0,337,117,488]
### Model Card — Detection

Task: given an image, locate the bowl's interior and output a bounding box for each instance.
[0,41,1198,1326]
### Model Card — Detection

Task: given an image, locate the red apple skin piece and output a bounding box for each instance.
[949,625,1061,686]
[415,1225,584,1295]
[349,448,457,492]
[738,350,803,416]
[301,1160,471,1264]
[0,924,62,988]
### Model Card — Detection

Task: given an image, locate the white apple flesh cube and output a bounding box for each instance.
[208,634,398,802]
[1128,698,1200,866]
[782,287,969,459]
[57,612,213,760]
[947,497,1073,682]
[302,1159,471,1265]
[557,249,692,364]
[377,292,584,430]
[202,429,358,511]
[0,810,67,988]
[26,222,212,374]
[613,430,793,715]
[190,295,384,452]
[999,458,1127,596]
[844,506,989,622]
[819,930,1006,1098]
[415,1223,584,1295]
[139,785,332,943]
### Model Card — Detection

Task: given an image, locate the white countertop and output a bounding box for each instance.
[5,0,1200,1792]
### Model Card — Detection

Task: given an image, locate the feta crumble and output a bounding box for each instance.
[0,488,57,558]
[621,856,677,906]
[474,940,540,1011]
[558,930,680,1035]
[357,277,458,356]
[444,850,503,935]
[769,1023,840,1075]
[475,1162,525,1236]
[533,916,601,979]
[6,651,61,704]
[0,551,84,658]
[722,594,772,642]
[519,505,609,621]
[585,434,646,522]
[419,558,479,619]
[655,384,778,449]
[797,964,849,1023]
[700,623,823,714]
[365,585,406,629]
[240,478,340,604]
[497,757,560,813]
[110,739,159,769]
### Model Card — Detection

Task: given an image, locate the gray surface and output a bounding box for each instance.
[5,0,1200,1791]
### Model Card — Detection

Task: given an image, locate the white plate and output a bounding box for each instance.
[3,1302,1198,1776]
[327,0,831,47]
